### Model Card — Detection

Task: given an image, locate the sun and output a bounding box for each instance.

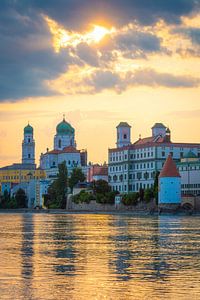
[86,25,111,43]
[44,16,115,52]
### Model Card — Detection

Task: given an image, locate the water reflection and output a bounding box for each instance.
[0,214,200,299]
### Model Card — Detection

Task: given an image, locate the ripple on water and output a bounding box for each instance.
[0,213,200,299]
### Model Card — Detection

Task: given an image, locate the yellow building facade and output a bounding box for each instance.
[0,168,46,190]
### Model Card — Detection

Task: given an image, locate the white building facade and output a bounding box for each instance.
[177,151,200,196]
[40,117,87,177]
[108,122,200,193]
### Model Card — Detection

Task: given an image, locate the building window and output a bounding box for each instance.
[162,151,165,157]
[28,154,31,158]
[28,138,30,143]
[58,139,62,148]
[124,134,127,139]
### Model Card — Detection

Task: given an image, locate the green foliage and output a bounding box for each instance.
[6,197,18,209]
[69,168,86,192]
[0,190,9,208]
[122,192,139,206]
[139,188,144,201]
[15,188,27,208]
[96,193,107,204]
[144,188,154,203]
[72,183,118,205]
[72,190,95,204]
[92,180,111,195]
[153,171,160,204]
[47,161,68,209]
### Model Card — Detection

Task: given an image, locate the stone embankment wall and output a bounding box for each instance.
[67,198,157,212]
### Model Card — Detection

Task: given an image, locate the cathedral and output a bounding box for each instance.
[40,117,87,177]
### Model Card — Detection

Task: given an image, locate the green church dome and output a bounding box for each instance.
[24,124,33,134]
[56,118,74,135]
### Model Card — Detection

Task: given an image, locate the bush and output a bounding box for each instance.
[144,188,154,203]
[122,192,139,206]
[96,193,108,204]
[72,190,95,204]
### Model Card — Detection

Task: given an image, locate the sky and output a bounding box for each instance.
[0,0,200,167]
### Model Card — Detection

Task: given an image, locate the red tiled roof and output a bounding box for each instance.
[47,150,60,154]
[134,137,154,145]
[44,146,80,155]
[109,140,200,153]
[62,146,80,153]
[159,154,181,178]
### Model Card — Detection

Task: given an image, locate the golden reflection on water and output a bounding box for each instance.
[0,214,200,299]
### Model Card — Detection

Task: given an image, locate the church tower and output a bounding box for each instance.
[22,123,35,165]
[54,116,76,150]
[116,122,131,148]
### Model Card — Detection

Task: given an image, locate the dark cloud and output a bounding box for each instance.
[175,27,200,45]
[116,31,162,52]
[0,3,77,101]
[114,30,170,59]
[129,68,200,88]
[76,43,99,67]
[173,27,200,57]
[84,68,200,93]
[17,0,200,28]
[85,70,120,92]
[0,0,200,101]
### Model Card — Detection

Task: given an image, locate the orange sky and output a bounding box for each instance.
[0,6,200,167]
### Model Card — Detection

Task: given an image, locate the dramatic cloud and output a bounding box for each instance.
[18,0,200,28]
[0,0,200,101]
[50,67,200,94]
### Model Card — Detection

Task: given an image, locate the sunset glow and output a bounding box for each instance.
[0,1,200,166]
[44,15,114,52]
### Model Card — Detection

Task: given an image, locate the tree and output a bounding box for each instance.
[15,188,27,208]
[144,188,154,203]
[92,180,111,195]
[47,161,68,209]
[139,188,144,201]
[69,168,86,192]
[153,171,160,204]
[0,190,10,209]
[73,190,94,204]
[122,192,139,206]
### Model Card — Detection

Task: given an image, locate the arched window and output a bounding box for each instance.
[58,139,62,148]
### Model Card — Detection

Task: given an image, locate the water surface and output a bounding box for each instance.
[0,213,200,299]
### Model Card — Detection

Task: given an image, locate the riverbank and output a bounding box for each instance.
[0,208,199,216]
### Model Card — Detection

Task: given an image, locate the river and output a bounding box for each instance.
[0,213,200,299]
